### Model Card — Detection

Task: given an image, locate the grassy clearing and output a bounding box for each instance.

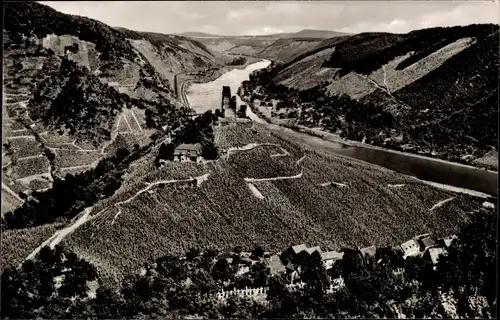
[59,123,483,281]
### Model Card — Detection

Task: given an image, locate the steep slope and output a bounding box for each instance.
[242,24,499,167]
[256,38,324,63]
[48,123,484,281]
[117,28,219,86]
[185,29,348,55]
[2,1,211,213]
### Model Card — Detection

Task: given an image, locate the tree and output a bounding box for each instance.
[214,108,223,118]
[250,245,265,260]
[301,251,330,300]
[249,261,269,287]
[185,247,201,261]
[436,211,497,317]
[211,258,234,284]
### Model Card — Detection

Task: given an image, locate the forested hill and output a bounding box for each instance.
[241,24,499,167]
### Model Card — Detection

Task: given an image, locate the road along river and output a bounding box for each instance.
[185,59,498,196]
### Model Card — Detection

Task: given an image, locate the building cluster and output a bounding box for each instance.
[396,233,458,264]
[262,233,458,279]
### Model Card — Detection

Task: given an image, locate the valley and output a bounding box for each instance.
[1,2,497,319]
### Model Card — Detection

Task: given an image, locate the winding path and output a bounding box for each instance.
[429,197,455,211]
[24,207,101,262]
[111,174,211,225]
[244,169,303,183]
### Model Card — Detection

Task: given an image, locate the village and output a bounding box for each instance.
[177,231,460,304]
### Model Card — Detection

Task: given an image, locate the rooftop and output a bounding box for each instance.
[305,246,322,255]
[401,239,418,251]
[175,143,202,152]
[360,245,377,258]
[291,244,308,254]
[264,255,286,274]
[419,236,436,249]
[321,251,344,261]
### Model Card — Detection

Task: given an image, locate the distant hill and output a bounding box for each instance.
[181,29,351,55]
[241,24,499,167]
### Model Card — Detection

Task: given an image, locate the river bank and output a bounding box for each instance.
[244,104,497,196]
[180,59,497,196]
[176,56,261,108]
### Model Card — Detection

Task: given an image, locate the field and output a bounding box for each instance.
[56,122,484,282]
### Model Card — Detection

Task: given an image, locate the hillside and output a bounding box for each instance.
[2,1,220,214]
[256,38,324,63]
[26,122,481,282]
[241,24,499,168]
[183,29,348,56]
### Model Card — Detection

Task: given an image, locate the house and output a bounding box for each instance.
[281,244,308,265]
[321,251,344,270]
[400,239,420,258]
[173,143,203,163]
[360,245,377,259]
[305,246,322,255]
[443,235,458,247]
[417,235,436,252]
[428,247,446,265]
[263,255,286,275]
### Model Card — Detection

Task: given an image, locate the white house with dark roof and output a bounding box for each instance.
[400,239,420,258]
[173,143,203,163]
[321,251,344,270]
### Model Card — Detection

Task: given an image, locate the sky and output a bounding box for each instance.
[41,1,499,36]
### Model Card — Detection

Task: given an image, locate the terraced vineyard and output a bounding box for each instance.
[50,122,484,282]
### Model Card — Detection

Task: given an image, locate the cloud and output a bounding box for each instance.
[40,1,499,35]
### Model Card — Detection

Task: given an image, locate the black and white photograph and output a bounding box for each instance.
[1,0,498,318]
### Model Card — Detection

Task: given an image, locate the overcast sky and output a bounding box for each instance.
[42,1,499,36]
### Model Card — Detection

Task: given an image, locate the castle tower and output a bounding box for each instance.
[221,86,231,117]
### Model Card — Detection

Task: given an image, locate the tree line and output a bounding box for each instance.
[1,209,496,319]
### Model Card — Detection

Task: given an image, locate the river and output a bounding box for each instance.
[187,59,498,197]
[185,60,272,114]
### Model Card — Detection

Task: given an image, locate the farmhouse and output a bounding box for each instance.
[417,235,436,252]
[321,251,344,270]
[173,143,203,163]
[263,255,286,275]
[400,239,420,258]
[359,245,377,259]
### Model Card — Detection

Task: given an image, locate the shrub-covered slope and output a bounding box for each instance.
[242,24,499,167]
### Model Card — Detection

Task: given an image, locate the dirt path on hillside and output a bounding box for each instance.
[429,197,455,211]
[2,182,25,203]
[129,109,143,132]
[111,174,211,225]
[226,143,287,159]
[244,169,303,183]
[24,207,100,262]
